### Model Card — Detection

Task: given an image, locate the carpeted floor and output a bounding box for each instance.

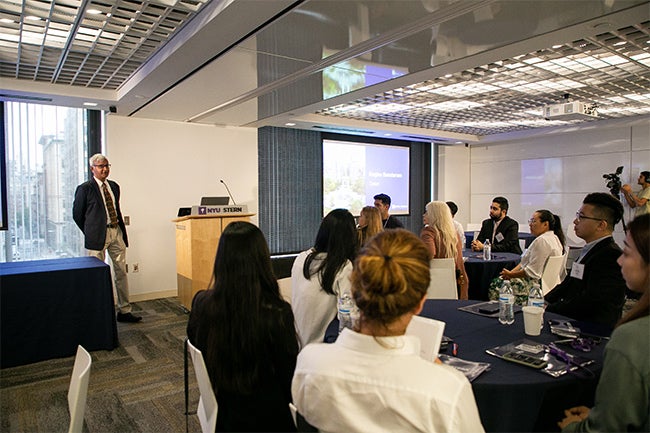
[0,297,202,433]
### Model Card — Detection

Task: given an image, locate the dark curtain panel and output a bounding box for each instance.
[85,110,102,178]
[259,127,432,254]
[258,127,322,254]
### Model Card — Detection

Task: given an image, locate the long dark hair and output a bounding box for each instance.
[303,208,358,295]
[203,221,292,393]
[536,209,566,251]
[618,214,650,327]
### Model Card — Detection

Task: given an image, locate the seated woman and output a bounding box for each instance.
[420,201,469,299]
[291,208,358,346]
[292,229,484,433]
[357,205,383,246]
[187,222,298,432]
[558,213,649,432]
[489,210,565,304]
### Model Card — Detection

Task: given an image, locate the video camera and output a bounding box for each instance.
[603,166,623,196]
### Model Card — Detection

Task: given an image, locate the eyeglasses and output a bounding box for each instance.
[575,212,602,222]
[528,218,538,224]
[93,164,111,169]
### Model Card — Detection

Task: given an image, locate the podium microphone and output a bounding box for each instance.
[220,179,238,205]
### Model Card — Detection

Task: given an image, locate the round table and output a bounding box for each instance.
[463,249,521,300]
[421,300,605,433]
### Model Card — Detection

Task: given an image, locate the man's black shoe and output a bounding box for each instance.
[117,312,142,323]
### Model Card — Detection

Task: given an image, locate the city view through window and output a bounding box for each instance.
[1,102,89,262]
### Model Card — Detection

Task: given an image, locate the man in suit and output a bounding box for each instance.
[373,193,404,229]
[73,154,142,323]
[471,196,522,254]
[545,192,626,328]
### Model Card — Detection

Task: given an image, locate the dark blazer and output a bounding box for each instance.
[476,215,522,254]
[73,179,128,250]
[545,236,626,328]
[383,215,404,229]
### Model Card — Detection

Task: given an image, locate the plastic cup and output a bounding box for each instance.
[522,306,544,336]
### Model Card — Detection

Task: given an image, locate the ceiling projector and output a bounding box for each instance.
[542,101,598,120]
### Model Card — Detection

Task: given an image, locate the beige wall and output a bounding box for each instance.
[105,115,258,301]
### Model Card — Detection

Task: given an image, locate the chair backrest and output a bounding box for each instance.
[541,254,566,295]
[565,246,583,273]
[68,345,92,433]
[426,258,458,299]
[288,402,318,432]
[278,277,292,304]
[187,340,218,433]
[519,239,526,252]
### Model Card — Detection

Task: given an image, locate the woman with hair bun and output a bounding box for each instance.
[292,229,484,433]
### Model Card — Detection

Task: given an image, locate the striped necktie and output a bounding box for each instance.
[101,182,118,225]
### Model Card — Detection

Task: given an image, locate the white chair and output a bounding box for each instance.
[187,339,218,433]
[427,258,458,299]
[278,277,292,304]
[68,345,92,433]
[541,254,566,295]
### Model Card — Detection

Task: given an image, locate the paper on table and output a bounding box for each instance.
[406,315,446,362]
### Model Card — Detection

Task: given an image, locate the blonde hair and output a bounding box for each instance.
[352,229,430,328]
[357,206,383,245]
[424,201,458,259]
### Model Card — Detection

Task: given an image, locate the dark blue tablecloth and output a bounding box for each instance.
[325,300,605,432]
[1,257,119,368]
[463,249,521,300]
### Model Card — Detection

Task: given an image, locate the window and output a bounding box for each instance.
[1,102,93,262]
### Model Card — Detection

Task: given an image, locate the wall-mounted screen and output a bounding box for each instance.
[323,138,410,216]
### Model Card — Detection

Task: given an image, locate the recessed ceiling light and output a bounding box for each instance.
[613,41,626,46]
[83,102,98,106]
[384,133,392,136]
[26,15,41,21]
[285,122,296,126]
[0,18,14,23]
[87,9,102,15]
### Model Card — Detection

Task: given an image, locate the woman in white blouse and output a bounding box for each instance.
[291,208,358,347]
[490,210,565,303]
[292,229,484,433]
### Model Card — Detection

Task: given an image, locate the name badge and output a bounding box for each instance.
[495,232,504,242]
[570,262,585,280]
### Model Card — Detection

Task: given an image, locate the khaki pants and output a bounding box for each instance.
[88,226,131,314]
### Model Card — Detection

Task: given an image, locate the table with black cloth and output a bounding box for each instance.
[465,231,535,249]
[325,300,605,433]
[463,249,521,300]
[0,257,119,368]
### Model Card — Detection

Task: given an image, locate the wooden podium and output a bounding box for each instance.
[172,213,254,310]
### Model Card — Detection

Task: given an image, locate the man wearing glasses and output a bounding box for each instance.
[73,154,142,323]
[544,192,626,328]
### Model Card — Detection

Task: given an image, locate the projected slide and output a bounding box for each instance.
[323,139,409,216]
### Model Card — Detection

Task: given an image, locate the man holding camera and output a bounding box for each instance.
[621,171,650,217]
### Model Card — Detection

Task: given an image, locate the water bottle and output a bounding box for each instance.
[527,283,545,308]
[528,282,545,329]
[498,280,515,325]
[483,239,492,261]
[338,288,358,333]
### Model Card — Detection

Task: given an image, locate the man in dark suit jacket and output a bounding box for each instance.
[73,154,141,323]
[471,196,522,254]
[545,192,626,328]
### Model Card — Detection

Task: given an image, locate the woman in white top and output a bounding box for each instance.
[490,210,565,303]
[292,229,484,433]
[291,208,357,347]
